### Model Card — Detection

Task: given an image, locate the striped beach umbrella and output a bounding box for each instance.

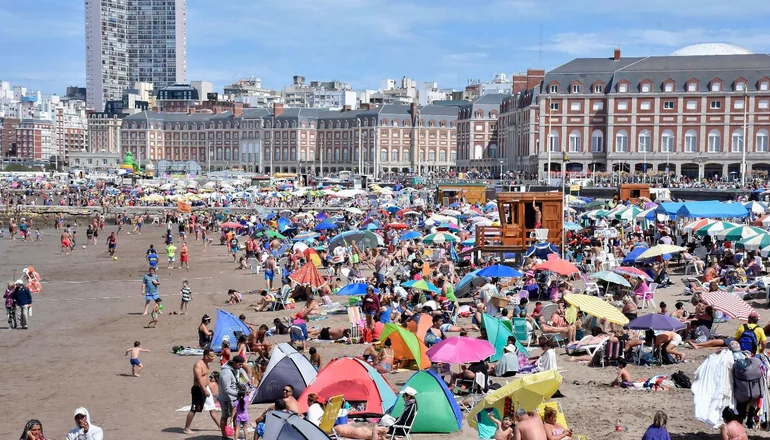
[701,291,757,321]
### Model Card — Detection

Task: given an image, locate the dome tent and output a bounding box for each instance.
[252,343,317,404]
[210,309,250,352]
[390,369,462,433]
[261,410,328,440]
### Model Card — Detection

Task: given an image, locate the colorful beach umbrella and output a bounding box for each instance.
[289,263,326,288]
[701,291,757,321]
[695,221,738,237]
[477,265,523,279]
[635,244,686,260]
[337,283,380,296]
[402,279,440,294]
[627,314,685,331]
[563,293,629,325]
[535,258,579,276]
[426,337,496,364]
[423,232,460,245]
[716,225,765,242]
[737,232,770,251]
[612,266,653,282]
[589,270,631,287]
[399,231,422,241]
[682,218,717,233]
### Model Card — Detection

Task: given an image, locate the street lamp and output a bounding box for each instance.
[499,160,504,186]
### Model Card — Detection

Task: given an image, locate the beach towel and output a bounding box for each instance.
[174,347,204,356]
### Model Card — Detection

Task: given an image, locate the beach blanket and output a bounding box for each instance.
[174,347,204,356]
[309,338,348,343]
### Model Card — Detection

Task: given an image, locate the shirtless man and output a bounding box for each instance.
[184,349,216,434]
[533,200,542,229]
[282,384,301,413]
[308,327,351,341]
[514,408,547,440]
[488,411,514,440]
[61,230,72,255]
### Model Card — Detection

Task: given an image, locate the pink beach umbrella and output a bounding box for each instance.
[701,291,757,321]
[426,336,496,364]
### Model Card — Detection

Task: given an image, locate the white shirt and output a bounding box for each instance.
[306,403,325,426]
[536,349,557,372]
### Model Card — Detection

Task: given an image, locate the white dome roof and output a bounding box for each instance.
[671,43,753,56]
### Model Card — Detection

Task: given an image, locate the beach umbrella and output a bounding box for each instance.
[260,230,286,240]
[423,232,460,245]
[635,244,686,260]
[716,225,766,242]
[313,221,338,231]
[695,221,738,237]
[292,231,320,242]
[563,293,629,325]
[683,218,717,233]
[385,222,409,230]
[461,237,476,246]
[589,271,631,287]
[385,205,401,214]
[563,222,583,231]
[477,265,523,278]
[612,266,653,282]
[289,262,326,288]
[535,258,579,276]
[454,269,484,297]
[736,232,770,251]
[627,314,686,331]
[365,223,381,231]
[701,291,757,321]
[744,201,768,215]
[328,230,382,250]
[399,231,422,241]
[337,283,380,296]
[440,209,461,216]
[220,221,242,229]
[616,206,642,222]
[436,223,460,232]
[426,337,496,364]
[622,246,649,264]
[467,370,563,431]
[345,207,364,215]
[402,279,440,294]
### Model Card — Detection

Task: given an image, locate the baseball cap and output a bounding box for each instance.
[232,355,246,364]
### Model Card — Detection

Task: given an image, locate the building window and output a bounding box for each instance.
[391,150,398,162]
[428,150,436,161]
[641,83,651,93]
[550,85,558,93]
[572,85,581,93]
[291,148,297,161]
[710,100,722,109]
[640,101,651,110]
[591,130,603,152]
[451,151,457,162]
[732,129,744,152]
[618,83,628,93]
[688,82,697,92]
[592,101,604,111]
[708,130,721,152]
[686,101,697,110]
[439,150,447,162]
[488,143,498,158]
[594,85,603,93]
[684,130,697,152]
[665,83,674,92]
[402,150,409,161]
[663,101,675,110]
[568,131,581,152]
[380,149,387,162]
[712,82,721,92]
[761,81,770,91]
[570,102,581,111]
[757,130,769,152]
[615,130,628,152]
[548,131,559,152]
[550,102,559,111]
[736,82,746,91]
[638,130,651,152]
[661,130,674,152]
[299,151,306,161]
[735,100,745,110]
[760,100,770,109]
[617,101,628,111]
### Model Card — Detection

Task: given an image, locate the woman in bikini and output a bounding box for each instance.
[374,338,395,374]
[544,406,572,440]
[720,407,748,440]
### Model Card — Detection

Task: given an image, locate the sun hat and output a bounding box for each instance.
[400,386,418,396]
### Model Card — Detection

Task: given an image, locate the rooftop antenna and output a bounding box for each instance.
[538,25,543,68]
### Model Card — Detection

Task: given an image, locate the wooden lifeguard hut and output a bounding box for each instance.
[618,183,650,204]
[472,192,564,254]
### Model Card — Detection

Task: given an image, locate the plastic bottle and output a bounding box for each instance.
[615,419,623,432]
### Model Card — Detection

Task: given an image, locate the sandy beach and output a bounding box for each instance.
[3,225,770,439]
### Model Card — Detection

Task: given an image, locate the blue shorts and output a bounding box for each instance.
[364,310,376,317]
[145,293,159,301]
[265,270,274,281]
[130,358,141,366]
[290,323,308,341]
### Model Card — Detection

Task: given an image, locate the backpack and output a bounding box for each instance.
[671,370,692,389]
[739,324,759,353]
[733,357,765,402]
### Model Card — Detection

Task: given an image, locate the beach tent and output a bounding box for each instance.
[261,410,329,440]
[655,202,684,217]
[482,313,529,361]
[390,369,462,433]
[210,309,251,352]
[297,357,397,416]
[252,343,317,404]
[675,201,749,219]
[379,323,431,369]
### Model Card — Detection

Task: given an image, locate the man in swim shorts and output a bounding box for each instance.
[184,349,216,435]
[141,267,161,315]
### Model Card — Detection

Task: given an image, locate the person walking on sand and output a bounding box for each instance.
[180,242,190,270]
[125,341,150,377]
[180,280,192,314]
[184,349,216,435]
[166,241,177,269]
[141,267,161,315]
[107,232,117,257]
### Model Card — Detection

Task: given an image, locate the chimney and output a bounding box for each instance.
[410,102,417,120]
[512,74,527,94]
[273,102,285,118]
[613,48,621,61]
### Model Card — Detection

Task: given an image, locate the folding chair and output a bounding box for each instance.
[580,273,601,296]
[455,372,486,413]
[537,402,569,430]
[388,400,418,440]
[536,304,566,347]
[600,338,625,367]
[271,284,292,311]
[512,317,533,347]
[318,394,344,439]
[347,306,363,342]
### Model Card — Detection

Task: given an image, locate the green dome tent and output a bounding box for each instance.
[389,369,462,433]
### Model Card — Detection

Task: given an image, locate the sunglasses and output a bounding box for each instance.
[283,389,291,393]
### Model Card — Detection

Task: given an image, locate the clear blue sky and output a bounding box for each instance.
[2,0,770,95]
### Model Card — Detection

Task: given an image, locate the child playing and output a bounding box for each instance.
[611,358,633,388]
[147,299,161,328]
[233,389,250,440]
[308,347,321,371]
[226,289,242,305]
[35,228,41,241]
[125,341,150,377]
[180,280,192,315]
[486,411,514,440]
[252,290,274,312]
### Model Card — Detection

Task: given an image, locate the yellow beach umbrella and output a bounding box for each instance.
[564,293,629,325]
[467,370,562,430]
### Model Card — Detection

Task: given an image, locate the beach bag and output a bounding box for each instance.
[733,358,764,402]
[671,370,692,389]
[739,324,759,353]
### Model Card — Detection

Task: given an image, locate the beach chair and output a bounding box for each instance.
[512,317,533,347]
[638,282,657,309]
[388,399,418,440]
[248,257,261,275]
[536,304,566,347]
[600,339,625,367]
[271,284,292,311]
[579,273,601,296]
[537,402,569,430]
[455,372,486,413]
[347,306,363,342]
[318,394,344,439]
[683,254,701,276]
[565,335,609,357]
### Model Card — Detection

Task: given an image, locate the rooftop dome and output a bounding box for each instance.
[670,43,753,56]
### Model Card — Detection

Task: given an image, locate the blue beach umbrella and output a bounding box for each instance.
[477,265,523,278]
[400,231,422,241]
[338,284,381,296]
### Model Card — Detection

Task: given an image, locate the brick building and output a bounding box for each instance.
[0,118,20,157]
[16,119,55,161]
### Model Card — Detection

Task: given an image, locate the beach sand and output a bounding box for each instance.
[2,227,769,439]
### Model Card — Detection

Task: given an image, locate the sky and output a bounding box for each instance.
[3,0,770,96]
